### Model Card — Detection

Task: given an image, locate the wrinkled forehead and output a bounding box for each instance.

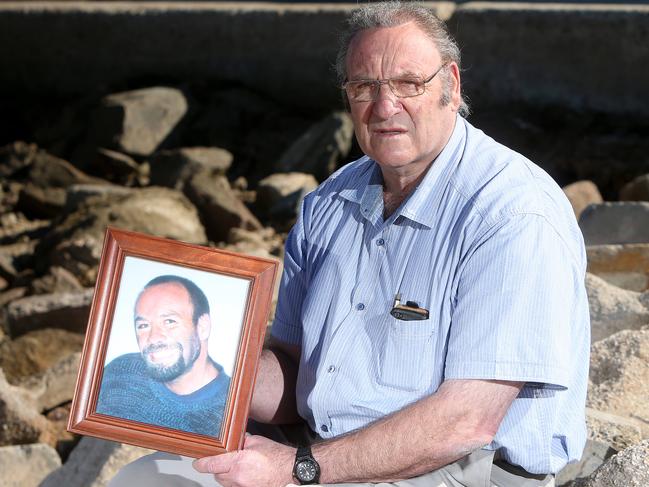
[345,23,441,78]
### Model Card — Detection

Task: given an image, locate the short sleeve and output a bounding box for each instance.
[445,212,588,389]
[270,197,310,346]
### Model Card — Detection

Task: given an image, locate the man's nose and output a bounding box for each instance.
[371,83,403,119]
[147,322,168,343]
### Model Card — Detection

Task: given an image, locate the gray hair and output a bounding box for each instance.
[335,1,470,117]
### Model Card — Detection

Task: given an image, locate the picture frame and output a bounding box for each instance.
[67,227,278,458]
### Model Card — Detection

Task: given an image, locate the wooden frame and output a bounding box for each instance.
[68,227,278,458]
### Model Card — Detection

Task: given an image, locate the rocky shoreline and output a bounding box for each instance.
[1,85,648,486]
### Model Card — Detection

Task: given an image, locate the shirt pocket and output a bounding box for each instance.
[374,317,437,392]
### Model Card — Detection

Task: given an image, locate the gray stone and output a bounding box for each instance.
[88,86,188,157]
[0,369,53,446]
[275,111,354,181]
[0,212,50,244]
[562,180,603,219]
[21,351,81,411]
[64,183,135,212]
[30,266,84,295]
[556,439,616,486]
[16,183,67,218]
[40,436,154,487]
[185,171,261,243]
[579,202,649,245]
[28,149,106,188]
[572,440,649,487]
[150,146,233,189]
[0,141,38,178]
[0,443,61,487]
[0,328,84,385]
[6,289,94,337]
[585,273,649,342]
[93,148,150,186]
[620,173,649,202]
[587,244,649,292]
[588,329,649,439]
[37,186,207,285]
[0,240,36,282]
[256,173,318,211]
[586,408,644,452]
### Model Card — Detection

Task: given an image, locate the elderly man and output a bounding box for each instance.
[111,2,589,486]
[97,275,231,437]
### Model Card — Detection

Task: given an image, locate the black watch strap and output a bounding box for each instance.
[293,445,321,485]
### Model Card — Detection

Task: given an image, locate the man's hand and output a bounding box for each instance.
[193,435,296,487]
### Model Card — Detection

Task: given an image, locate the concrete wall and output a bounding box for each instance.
[1,1,648,116]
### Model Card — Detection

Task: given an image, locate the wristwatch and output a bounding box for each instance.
[293,445,321,485]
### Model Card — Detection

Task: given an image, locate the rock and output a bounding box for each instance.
[0,369,54,446]
[586,407,644,452]
[0,141,38,178]
[585,273,649,342]
[17,183,67,218]
[36,186,207,285]
[150,146,233,189]
[0,240,37,283]
[275,111,354,181]
[256,172,318,219]
[92,148,149,187]
[588,329,649,438]
[563,180,603,219]
[21,352,81,411]
[572,440,649,486]
[40,436,154,487]
[587,244,649,292]
[579,202,649,245]
[64,183,135,212]
[556,439,616,486]
[5,289,94,337]
[0,212,50,244]
[0,329,84,384]
[619,173,649,201]
[184,171,262,243]
[226,227,283,257]
[0,443,61,487]
[28,149,106,188]
[30,266,84,295]
[85,86,188,157]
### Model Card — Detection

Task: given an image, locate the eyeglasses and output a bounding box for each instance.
[342,64,447,103]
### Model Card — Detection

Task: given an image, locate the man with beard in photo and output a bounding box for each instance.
[96,274,231,437]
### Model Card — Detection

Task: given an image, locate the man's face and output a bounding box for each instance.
[134,282,201,383]
[345,22,460,175]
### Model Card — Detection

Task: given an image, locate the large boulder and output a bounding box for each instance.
[0,369,53,446]
[571,440,649,487]
[619,173,649,202]
[585,273,649,342]
[562,180,603,219]
[587,244,649,292]
[149,146,233,189]
[5,290,94,337]
[0,328,84,384]
[274,111,354,181]
[40,437,154,487]
[256,172,318,222]
[21,351,81,411]
[184,172,261,243]
[83,86,188,157]
[579,202,649,245]
[586,408,644,452]
[35,186,207,285]
[588,329,649,438]
[92,148,149,187]
[0,443,61,487]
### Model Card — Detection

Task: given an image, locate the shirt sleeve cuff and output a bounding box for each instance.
[444,360,570,390]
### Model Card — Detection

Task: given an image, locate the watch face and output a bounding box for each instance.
[296,459,317,482]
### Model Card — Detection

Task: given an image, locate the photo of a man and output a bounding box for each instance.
[96,274,231,437]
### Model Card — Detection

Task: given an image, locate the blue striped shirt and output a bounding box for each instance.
[271,115,590,475]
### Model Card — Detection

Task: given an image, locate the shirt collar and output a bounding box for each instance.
[338,115,467,228]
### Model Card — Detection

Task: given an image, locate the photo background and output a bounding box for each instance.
[104,255,251,377]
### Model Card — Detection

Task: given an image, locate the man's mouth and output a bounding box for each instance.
[374,128,407,136]
[143,343,181,364]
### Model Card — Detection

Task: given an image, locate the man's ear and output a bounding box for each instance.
[448,62,462,110]
[197,314,211,341]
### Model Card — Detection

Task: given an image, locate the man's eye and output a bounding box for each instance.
[135,322,149,330]
[163,319,177,326]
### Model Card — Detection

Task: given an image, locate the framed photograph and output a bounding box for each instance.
[68,227,278,458]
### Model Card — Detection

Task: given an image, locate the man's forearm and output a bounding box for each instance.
[249,344,301,424]
[311,379,523,483]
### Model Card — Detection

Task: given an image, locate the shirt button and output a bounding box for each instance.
[321,424,329,432]
[356,303,365,311]
[376,238,385,246]
[327,365,336,373]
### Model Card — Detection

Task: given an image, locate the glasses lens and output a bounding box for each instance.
[346,81,377,102]
[390,78,424,98]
